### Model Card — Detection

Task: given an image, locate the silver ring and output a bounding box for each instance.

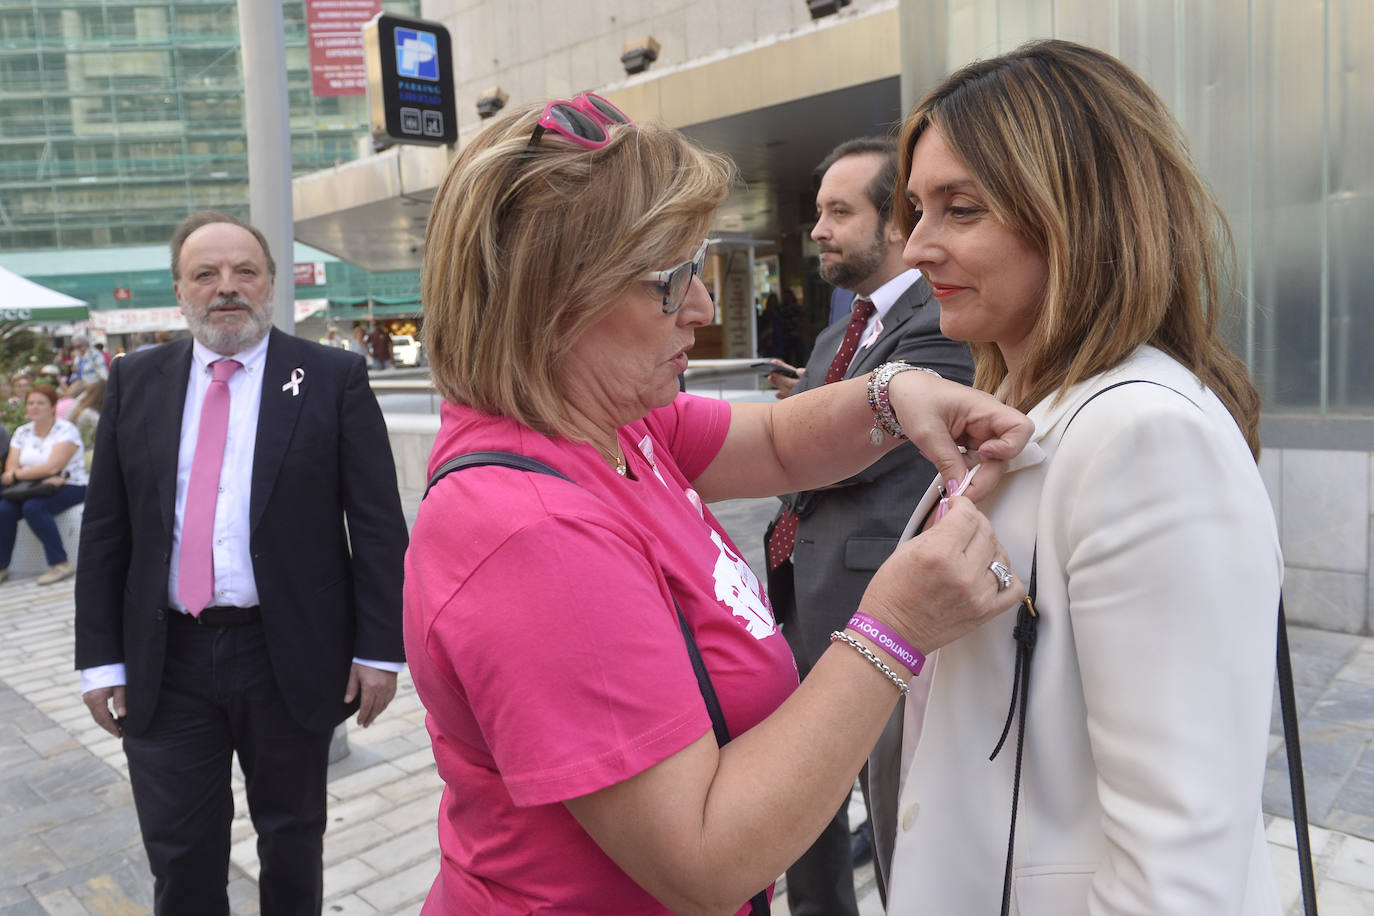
[989,561,1013,590]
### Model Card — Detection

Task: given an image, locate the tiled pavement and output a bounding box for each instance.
[0,492,1371,914]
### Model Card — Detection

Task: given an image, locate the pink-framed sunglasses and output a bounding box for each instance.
[529,92,634,150]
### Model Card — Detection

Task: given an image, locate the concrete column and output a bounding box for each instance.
[717,244,757,359]
[898,0,949,116]
[237,0,295,333]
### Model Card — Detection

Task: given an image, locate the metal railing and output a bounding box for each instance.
[368,359,775,410]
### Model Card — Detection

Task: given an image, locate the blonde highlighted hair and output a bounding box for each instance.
[897,39,1260,456]
[422,102,734,438]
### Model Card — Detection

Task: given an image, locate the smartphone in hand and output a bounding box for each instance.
[750,361,800,379]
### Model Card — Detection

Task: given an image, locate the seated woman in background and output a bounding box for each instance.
[56,379,85,420]
[68,378,105,471]
[0,384,89,585]
[8,372,31,404]
[68,378,105,431]
[885,39,1282,914]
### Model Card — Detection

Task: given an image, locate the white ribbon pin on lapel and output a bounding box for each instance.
[860,317,883,349]
[282,367,305,396]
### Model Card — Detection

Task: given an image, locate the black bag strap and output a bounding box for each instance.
[675,597,734,747]
[425,450,571,497]
[988,550,1038,916]
[1278,596,1319,915]
[990,381,1316,915]
[424,450,771,915]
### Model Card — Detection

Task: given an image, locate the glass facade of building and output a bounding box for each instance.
[0,0,417,251]
[917,0,1374,414]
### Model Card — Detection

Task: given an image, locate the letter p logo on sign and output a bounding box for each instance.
[395,27,438,81]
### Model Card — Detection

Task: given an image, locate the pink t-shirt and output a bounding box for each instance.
[404,395,799,915]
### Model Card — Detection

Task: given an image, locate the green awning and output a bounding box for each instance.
[5,304,90,322]
[0,266,90,322]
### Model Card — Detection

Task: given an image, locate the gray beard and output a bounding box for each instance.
[186,298,273,355]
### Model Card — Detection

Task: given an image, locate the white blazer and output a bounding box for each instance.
[886,346,1283,915]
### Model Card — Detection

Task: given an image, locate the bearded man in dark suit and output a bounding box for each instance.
[764,138,973,914]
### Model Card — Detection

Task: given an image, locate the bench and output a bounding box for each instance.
[10,500,84,578]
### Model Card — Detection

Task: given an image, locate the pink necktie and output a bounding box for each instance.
[178,358,241,616]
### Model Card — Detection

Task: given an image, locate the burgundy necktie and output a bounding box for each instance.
[178,358,241,616]
[769,298,876,569]
[823,297,876,384]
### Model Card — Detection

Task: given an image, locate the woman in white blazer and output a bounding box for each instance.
[885,41,1283,914]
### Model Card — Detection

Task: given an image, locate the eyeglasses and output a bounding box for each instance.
[529,92,633,150]
[642,238,710,314]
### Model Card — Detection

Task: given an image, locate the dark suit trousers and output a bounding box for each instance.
[770,557,900,916]
[122,615,332,916]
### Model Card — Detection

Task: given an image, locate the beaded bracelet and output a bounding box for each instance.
[867,362,941,446]
[830,630,910,697]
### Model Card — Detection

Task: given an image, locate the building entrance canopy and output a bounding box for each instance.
[292,8,905,272]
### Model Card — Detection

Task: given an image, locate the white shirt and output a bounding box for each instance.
[11,418,88,485]
[80,335,400,693]
[167,335,270,611]
[846,268,921,373]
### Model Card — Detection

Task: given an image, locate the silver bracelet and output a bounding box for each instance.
[830,630,910,697]
[867,362,941,446]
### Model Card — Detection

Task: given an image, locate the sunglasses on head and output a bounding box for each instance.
[642,238,710,315]
[529,92,633,150]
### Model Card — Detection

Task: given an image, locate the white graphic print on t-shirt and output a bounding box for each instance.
[710,529,775,640]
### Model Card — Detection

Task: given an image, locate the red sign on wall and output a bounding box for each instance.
[113,287,132,301]
[306,0,381,97]
[294,263,327,287]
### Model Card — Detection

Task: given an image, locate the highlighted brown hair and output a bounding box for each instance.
[421,102,734,439]
[897,39,1260,456]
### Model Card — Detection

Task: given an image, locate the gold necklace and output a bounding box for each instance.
[595,439,628,476]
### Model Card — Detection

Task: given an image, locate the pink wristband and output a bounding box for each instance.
[847,612,925,677]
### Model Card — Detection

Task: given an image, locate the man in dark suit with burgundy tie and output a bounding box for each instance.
[75,210,408,916]
[764,138,973,914]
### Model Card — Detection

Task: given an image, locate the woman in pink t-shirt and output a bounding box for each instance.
[405,94,1033,914]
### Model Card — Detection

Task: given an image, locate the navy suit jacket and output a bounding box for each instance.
[74,329,407,736]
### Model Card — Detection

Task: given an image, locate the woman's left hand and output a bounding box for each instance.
[41,475,66,488]
[888,370,1034,501]
[861,495,1021,655]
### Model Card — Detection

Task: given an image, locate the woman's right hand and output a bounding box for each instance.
[886,369,1033,500]
[858,495,1022,657]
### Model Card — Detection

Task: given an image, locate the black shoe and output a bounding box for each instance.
[850,821,873,866]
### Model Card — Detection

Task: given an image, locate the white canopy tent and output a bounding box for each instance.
[0,265,89,323]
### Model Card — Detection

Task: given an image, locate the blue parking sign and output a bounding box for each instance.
[395,27,439,81]
[366,12,455,146]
